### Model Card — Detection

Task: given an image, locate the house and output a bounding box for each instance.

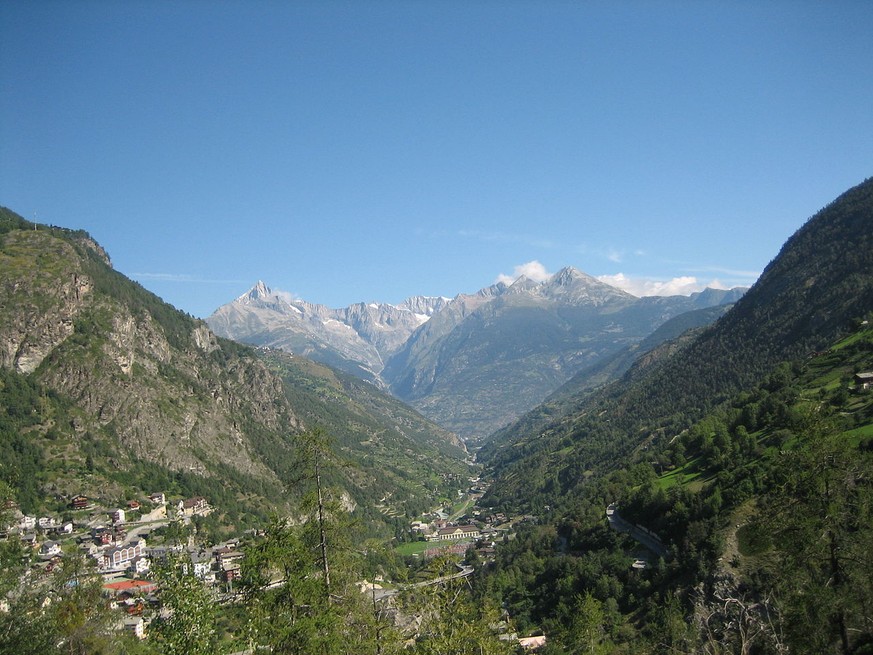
[855,372,873,390]
[79,541,101,557]
[70,495,90,510]
[19,515,36,531]
[112,509,126,524]
[187,550,214,580]
[127,556,151,576]
[149,492,166,505]
[427,525,481,542]
[519,635,547,651]
[214,545,244,567]
[40,540,61,557]
[37,517,57,530]
[55,521,74,535]
[127,500,141,511]
[123,616,146,639]
[222,561,241,583]
[178,496,211,517]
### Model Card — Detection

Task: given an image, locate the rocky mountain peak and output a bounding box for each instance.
[239,280,273,303]
[540,266,634,304]
[397,295,453,318]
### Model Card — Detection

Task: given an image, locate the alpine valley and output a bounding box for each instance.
[208,271,745,440]
[1,176,872,655]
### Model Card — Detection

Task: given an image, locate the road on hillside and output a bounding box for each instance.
[606,504,668,558]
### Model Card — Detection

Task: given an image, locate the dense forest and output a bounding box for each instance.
[475,323,873,653]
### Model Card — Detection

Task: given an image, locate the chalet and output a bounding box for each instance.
[855,372,873,390]
[79,541,101,557]
[178,496,211,517]
[222,561,241,583]
[70,495,90,510]
[149,492,166,505]
[427,525,481,542]
[127,500,141,511]
[214,545,244,567]
[40,540,61,557]
[112,509,126,524]
[55,521,74,535]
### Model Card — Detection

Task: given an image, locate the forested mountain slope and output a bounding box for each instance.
[476,321,873,653]
[484,303,734,452]
[481,176,873,509]
[0,208,466,530]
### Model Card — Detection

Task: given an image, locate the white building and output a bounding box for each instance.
[40,540,61,557]
[123,617,145,640]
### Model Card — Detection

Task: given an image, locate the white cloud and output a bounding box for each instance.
[274,289,300,303]
[597,273,730,297]
[606,248,623,263]
[495,260,553,285]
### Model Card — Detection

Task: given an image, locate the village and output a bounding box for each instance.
[0,472,540,646]
[2,490,244,640]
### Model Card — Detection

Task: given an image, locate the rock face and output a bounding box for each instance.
[0,231,93,374]
[210,269,745,439]
[0,212,468,521]
[0,228,299,483]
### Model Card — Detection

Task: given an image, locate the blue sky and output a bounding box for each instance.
[2,1,871,318]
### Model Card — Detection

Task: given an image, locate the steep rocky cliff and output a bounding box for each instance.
[0,208,466,524]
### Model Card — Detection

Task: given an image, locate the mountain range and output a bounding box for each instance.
[208,270,745,439]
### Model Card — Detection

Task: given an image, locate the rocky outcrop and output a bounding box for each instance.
[0,231,93,374]
[0,227,298,485]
